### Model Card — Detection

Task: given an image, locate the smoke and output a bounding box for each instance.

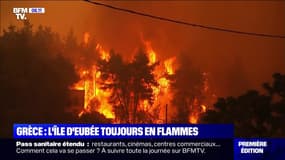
[99,1,285,96]
[1,1,285,102]
[81,1,285,96]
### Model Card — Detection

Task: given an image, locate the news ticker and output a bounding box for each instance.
[2,124,283,160]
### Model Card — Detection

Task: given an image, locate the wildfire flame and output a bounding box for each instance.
[164,57,176,75]
[187,72,212,124]
[143,40,176,123]
[83,32,90,45]
[201,104,207,113]
[96,44,110,61]
[144,41,156,65]
[71,35,114,119]
[71,34,214,123]
[189,116,198,124]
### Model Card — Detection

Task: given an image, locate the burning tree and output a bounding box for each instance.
[69,34,213,124]
[2,22,283,138]
[97,50,158,123]
[65,31,116,120]
[170,53,208,124]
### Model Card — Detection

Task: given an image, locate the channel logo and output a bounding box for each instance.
[12,7,45,20]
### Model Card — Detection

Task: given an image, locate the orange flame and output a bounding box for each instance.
[142,40,177,123]
[144,41,156,65]
[71,41,114,119]
[187,72,213,124]
[201,104,207,113]
[189,116,198,124]
[83,32,90,45]
[96,44,110,61]
[71,34,215,123]
[164,57,176,75]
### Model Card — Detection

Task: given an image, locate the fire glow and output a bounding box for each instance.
[70,32,213,124]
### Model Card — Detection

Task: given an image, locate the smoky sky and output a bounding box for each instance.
[1,1,285,97]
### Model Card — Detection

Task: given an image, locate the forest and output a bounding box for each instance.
[0,22,284,138]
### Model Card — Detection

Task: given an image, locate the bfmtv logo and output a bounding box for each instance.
[13,8,28,20]
[13,7,45,20]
